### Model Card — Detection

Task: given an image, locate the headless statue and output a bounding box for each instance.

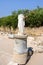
[18,14,25,35]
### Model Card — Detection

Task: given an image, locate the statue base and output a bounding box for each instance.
[13,50,28,64]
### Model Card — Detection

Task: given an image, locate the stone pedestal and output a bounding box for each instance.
[8,34,28,65]
[13,34,28,64]
[14,35,27,53]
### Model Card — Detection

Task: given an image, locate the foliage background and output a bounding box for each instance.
[0,7,43,31]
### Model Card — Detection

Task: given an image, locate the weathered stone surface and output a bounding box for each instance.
[8,34,27,39]
[14,38,27,53]
[13,51,28,64]
[27,36,43,52]
[7,61,18,65]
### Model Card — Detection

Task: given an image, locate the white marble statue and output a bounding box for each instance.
[18,14,25,35]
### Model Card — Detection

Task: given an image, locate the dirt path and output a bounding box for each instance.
[26,53,43,65]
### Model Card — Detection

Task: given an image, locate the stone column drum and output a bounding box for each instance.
[13,35,28,64]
